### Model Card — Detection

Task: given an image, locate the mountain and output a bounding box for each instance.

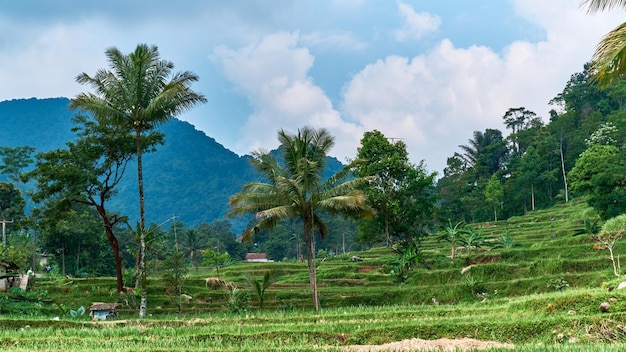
[0,98,344,230]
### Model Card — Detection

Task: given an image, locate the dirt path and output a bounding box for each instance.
[345,337,514,351]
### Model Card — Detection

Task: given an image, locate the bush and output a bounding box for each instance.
[547,278,570,291]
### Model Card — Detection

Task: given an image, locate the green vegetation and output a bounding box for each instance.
[1,199,626,350]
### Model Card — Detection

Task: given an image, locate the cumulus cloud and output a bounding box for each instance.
[212,32,361,159]
[341,1,624,174]
[394,1,441,42]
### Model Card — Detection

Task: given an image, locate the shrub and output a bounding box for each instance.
[547,278,570,291]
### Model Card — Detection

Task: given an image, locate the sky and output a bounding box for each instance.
[0,1,623,174]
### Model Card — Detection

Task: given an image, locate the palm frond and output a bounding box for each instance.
[581,0,626,13]
[590,21,626,86]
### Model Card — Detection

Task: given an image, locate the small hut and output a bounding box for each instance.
[244,253,273,262]
[88,302,119,321]
[0,261,19,292]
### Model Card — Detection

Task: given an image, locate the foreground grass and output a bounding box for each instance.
[3,288,626,351]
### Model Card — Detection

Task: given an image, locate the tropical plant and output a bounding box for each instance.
[70,43,206,317]
[437,220,466,260]
[460,227,489,258]
[180,229,208,272]
[228,126,373,310]
[248,269,281,309]
[391,239,423,283]
[581,0,626,86]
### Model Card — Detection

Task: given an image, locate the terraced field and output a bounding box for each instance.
[3,199,626,350]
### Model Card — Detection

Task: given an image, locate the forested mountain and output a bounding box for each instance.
[0,97,343,230]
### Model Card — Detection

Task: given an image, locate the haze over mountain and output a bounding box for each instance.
[0,97,342,230]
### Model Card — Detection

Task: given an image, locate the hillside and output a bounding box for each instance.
[6,198,626,349]
[0,98,345,229]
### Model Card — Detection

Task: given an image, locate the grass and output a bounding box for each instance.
[4,198,626,350]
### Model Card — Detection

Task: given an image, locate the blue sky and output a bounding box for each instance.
[0,1,623,174]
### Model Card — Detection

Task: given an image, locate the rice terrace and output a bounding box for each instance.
[3,200,626,351]
[4,1,626,351]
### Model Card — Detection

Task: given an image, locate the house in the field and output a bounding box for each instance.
[88,302,119,321]
[0,261,19,292]
[244,253,273,262]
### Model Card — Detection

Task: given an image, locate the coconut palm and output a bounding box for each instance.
[582,0,626,86]
[229,127,373,310]
[70,44,206,317]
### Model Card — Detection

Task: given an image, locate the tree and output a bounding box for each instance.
[484,174,503,221]
[0,146,34,187]
[502,107,538,155]
[26,113,137,293]
[161,249,188,314]
[568,144,626,219]
[229,126,373,310]
[355,130,437,246]
[0,182,26,260]
[517,146,543,211]
[70,44,206,317]
[581,0,626,86]
[180,229,208,273]
[202,248,230,280]
[458,129,508,179]
[599,214,626,277]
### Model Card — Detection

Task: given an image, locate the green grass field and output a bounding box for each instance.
[3,199,626,350]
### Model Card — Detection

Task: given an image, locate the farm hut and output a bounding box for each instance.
[88,302,119,321]
[244,253,273,262]
[0,261,19,292]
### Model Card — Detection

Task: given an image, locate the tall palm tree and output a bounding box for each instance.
[582,0,626,86]
[181,229,208,273]
[229,127,373,310]
[70,44,206,317]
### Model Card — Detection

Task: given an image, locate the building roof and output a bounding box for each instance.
[245,253,267,260]
[88,302,119,311]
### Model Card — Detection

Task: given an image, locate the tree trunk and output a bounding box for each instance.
[493,204,497,222]
[136,128,148,318]
[97,205,124,293]
[304,220,320,311]
[560,137,569,203]
[531,185,535,211]
[384,213,391,247]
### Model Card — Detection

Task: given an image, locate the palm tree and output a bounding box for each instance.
[70,44,206,318]
[181,229,208,273]
[229,126,373,310]
[582,0,626,86]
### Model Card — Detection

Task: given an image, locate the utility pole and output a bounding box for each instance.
[1,218,14,260]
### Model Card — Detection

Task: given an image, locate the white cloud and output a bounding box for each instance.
[0,18,109,100]
[394,1,441,42]
[341,1,625,174]
[212,32,362,160]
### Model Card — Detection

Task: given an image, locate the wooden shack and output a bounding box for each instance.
[0,261,19,292]
[88,302,119,321]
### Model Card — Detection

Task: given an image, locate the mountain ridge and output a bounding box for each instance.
[0,97,343,230]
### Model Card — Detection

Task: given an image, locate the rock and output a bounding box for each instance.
[600,301,610,313]
[617,281,626,290]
